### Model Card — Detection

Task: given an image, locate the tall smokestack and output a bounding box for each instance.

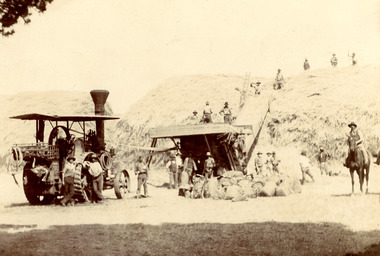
[90,90,109,151]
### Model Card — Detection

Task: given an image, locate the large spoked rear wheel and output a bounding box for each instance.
[23,166,54,205]
[114,170,130,199]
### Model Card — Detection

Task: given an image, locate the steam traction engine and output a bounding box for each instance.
[7,90,130,205]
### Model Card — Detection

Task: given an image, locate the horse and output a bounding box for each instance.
[346,136,370,194]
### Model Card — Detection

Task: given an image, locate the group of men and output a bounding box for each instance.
[254,151,280,176]
[165,151,216,195]
[188,101,234,125]
[60,153,104,206]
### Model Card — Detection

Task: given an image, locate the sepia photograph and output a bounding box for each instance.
[0,0,380,255]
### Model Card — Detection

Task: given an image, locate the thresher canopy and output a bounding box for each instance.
[10,113,119,121]
[148,123,239,139]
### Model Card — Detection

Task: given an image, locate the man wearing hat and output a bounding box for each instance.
[345,122,368,166]
[330,53,338,67]
[271,151,281,174]
[299,150,315,185]
[250,82,261,95]
[318,148,330,176]
[274,69,285,90]
[203,152,216,180]
[219,102,233,124]
[264,152,273,176]
[61,156,76,206]
[303,58,310,70]
[166,153,178,189]
[84,153,104,203]
[202,101,213,123]
[135,156,149,198]
[254,152,264,175]
[350,52,357,66]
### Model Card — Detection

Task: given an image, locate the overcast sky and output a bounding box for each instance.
[0,0,379,114]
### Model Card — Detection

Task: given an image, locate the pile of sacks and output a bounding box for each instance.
[207,171,302,201]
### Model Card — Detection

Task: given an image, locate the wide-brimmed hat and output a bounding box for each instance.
[272,151,276,155]
[266,152,272,155]
[193,110,198,114]
[301,150,307,156]
[257,151,263,155]
[320,148,324,152]
[278,69,281,71]
[256,81,261,84]
[348,122,357,128]
[224,101,228,105]
[206,152,212,157]
[67,156,76,161]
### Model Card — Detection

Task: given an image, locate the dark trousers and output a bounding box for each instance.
[203,113,212,123]
[92,174,104,202]
[137,173,148,196]
[224,115,232,124]
[62,176,75,205]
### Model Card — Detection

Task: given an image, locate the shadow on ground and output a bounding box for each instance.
[0,222,379,256]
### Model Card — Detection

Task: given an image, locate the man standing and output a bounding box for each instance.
[317,148,330,176]
[135,156,149,198]
[274,69,285,90]
[202,101,213,123]
[166,154,178,189]
[60,156,76,206]
[303,58,310,70]
[84,154,104,203]
[219,102,233,124]
[265,152,273,176]
[203,152,215,180]
[180,153,197,197]
[345,122,368,165]
[176,152,183,185]
[250,82,261,95]
[254,152,264,175]
[299,150,315,185]
[330,54,338,67]
[350,53,357,65]
[271,151,281,174]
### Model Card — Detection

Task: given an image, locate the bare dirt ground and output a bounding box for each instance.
[0,163,379,255]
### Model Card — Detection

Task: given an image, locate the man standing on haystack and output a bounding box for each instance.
[274,69,285,90]
[330,53,338,67]
[202,101,213,123]
[250,82,262,95]
[219,102,233,124]
[303,58,310,70]
[317,148,330,176]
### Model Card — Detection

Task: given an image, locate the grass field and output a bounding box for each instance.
[1,222,379,256]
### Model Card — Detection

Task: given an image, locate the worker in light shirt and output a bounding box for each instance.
[299,150,315,185]
[84,153,104,203]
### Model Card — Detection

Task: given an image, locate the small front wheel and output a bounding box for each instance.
[114,170,130,199]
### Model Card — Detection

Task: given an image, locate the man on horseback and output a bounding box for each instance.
[345,122,368,166]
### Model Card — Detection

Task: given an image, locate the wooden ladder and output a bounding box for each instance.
[239,72,251,110]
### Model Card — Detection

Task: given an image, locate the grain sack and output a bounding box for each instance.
[238,179,255,198]
[275,183,290,196]
[260,181,277,197]
[290,177,302,194]
[225,185,241,200]
[252,181,265,198]
[220,177,233,187]
[232,195,248,202]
